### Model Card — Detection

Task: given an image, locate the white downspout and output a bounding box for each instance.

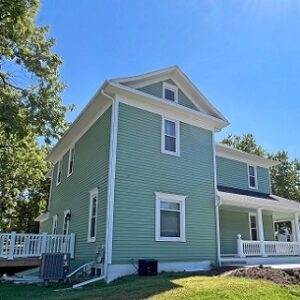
[73,90,119,289]
[212,133,221,266]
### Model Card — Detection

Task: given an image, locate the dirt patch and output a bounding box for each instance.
[224,266,300,285]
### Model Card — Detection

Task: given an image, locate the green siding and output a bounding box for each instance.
[216,156,271,194]
[112,103,216,264]
[40,108,111,264]
[138,80,199,111]
[220,209,274,254]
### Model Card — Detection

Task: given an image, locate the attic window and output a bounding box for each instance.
[163,82,178,102]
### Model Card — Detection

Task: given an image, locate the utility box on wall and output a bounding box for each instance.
[138,259,158,276]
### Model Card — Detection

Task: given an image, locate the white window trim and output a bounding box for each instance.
[155,192,186,242]
[62,209,71,235]
[163,82,178,103]
[56,159,63,186]
[248,164,258,190]
[67,146,75,177]
[249,212,258,240]
[161,117,180,157]
[88,188,98,242]
[52,215,58,234]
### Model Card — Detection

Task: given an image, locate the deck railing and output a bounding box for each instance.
[0,232,75,260]
[237,234,300,258]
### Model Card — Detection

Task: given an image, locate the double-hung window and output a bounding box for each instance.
[62,209,71,235]
[249,213,258,240]
[162,118,180,156]
[67,146,75,177]
[163,82,178,102]
[52,215,58,234]
[88,188,98,242]
[248,165,257,189]
[155,192,186,242]
[56,159,63,185]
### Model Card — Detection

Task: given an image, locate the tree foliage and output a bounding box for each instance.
[0,0,70,231]
[221,133,300,201]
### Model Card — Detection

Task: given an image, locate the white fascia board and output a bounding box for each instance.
[216,143,280,168]
[106,81,229,132]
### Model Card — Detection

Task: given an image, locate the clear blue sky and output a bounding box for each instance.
[39,0,300,158]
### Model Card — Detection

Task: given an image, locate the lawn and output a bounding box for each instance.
[1,272,300,300]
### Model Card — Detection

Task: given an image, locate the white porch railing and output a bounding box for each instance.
[237,234,300,258]
[0,232,75,260]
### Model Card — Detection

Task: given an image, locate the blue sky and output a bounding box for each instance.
[39,0,300,158]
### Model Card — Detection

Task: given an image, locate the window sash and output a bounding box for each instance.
[56,160,62,185]
[52,216,58,234]
[248,165,257,188]
[162,82,178,103]
[68,147,75,176]
[88,189,98,242]
[249,214,258,241]
[162,118,180,156]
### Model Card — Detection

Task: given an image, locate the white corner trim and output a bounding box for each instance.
[247,164,258,190]
[155,192,186,242]
[67,145,75,177]
[161,117,180,157]
[162,81,178,103]
[87,188,98,243]
[104,96,119,274]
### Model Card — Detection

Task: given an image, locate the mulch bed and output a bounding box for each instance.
[223,266,300,285]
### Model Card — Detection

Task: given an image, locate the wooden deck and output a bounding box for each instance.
[0,258,40,268]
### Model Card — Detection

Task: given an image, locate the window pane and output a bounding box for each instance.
[165,136,176,152]
[160,211,180,237]
[92,197,97,216]
[249,176,256,187]
[165,120,175,136]
[164,88,175,101]
[160,201,180,210]
[249,166,255,176]
[90,217,96,238]
[251,229,258,241]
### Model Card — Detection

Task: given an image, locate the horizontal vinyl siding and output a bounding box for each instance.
[138,80,199,111]
[112,103,216,264]
[42,107,111,264]
[220,209,274,255]
[216,156,271,194]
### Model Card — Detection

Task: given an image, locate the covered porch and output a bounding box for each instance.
[218,187,300,264]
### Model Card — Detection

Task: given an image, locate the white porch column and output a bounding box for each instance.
[257,208,266,257]
[293,213,300,255]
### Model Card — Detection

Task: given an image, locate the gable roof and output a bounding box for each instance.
[216,143,280,168]
[112,65,229,123]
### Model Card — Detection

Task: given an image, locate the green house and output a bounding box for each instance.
[35,66,300,282]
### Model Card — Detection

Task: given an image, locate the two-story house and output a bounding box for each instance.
[35,66,300,282]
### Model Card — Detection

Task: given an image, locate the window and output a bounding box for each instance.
[88,188,98,242]
[52,215,58,234]
[67,146,75,177]
[248,165,257,189]
[163,82,178,102]
[56,159,63,185]
[62,210,71,235]
[249,213,258,240]
[155,192,186,242]
[161,117,180,156]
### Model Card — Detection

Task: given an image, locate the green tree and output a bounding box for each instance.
[0,0,70,231]
[221,133,265,157]
[221,133,300,201]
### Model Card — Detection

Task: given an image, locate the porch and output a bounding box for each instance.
[0,232,75,264]
[218,186,300,264]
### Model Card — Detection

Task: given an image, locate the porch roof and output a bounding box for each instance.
[218,186,300,213]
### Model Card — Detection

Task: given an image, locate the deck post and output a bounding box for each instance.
[41,232,48,256]
[257,208,266,257]
[8,232,16,260]
[237,234,245,258]
[293,213,300,255]
[70,233,75,259]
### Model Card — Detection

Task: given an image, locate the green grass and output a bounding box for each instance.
[1,273,300,300]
